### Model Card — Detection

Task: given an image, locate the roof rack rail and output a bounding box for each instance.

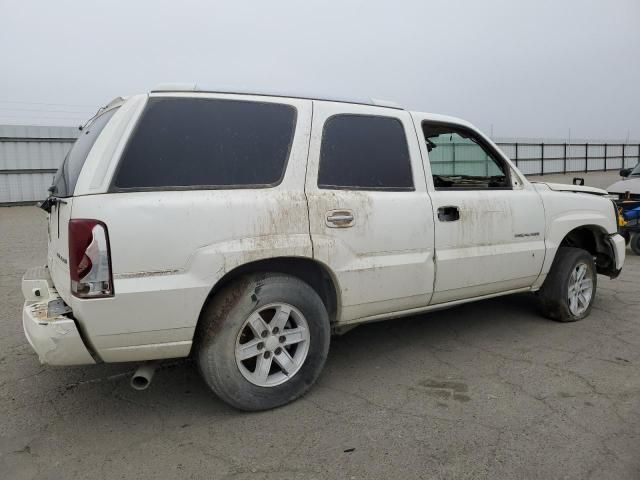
[149,84,403,109]
[370,98,402,109]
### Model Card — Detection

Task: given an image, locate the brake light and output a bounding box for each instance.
[69,219,114,298]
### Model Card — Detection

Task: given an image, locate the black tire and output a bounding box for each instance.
[622,230,631,245]
[630,233,640,256]
[196,273,330,411]
[539,247,597,322]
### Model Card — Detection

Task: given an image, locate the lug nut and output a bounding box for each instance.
[275,347,282,355]
[261,330,268,338]
[279,335,286,343]
[264,351,271,359]
[272,327,279,334]
[257,342,264,350]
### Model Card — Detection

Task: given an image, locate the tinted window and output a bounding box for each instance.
[51,108,118,197]
[113,98,296,189]
[422,122,509,189]
[318,114,413,190]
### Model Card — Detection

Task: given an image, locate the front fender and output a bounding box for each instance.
[532,186,618,288]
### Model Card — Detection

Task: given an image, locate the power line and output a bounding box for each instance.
[0,99,95,108]
[0,111,88,118]
[0,114,87,122]
[0,106,94,114]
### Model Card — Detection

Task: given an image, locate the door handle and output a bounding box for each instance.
[326,210,355,228]
[437,206,460,222]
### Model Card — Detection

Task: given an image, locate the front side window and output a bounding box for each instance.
[423,122,510,189]
[318,114,414,191]
[112,97,297,190]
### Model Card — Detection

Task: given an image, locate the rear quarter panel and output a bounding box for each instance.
[69,96,313,362]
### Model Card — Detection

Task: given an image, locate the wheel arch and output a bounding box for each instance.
[198,256,341,328]
[557,224,617,276]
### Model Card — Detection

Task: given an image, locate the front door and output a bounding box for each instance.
[414,117,546,304]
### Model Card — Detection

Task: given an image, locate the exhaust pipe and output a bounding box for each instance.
[130,364,156,391]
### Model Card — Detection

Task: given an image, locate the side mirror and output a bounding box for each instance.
[620,168,632,177]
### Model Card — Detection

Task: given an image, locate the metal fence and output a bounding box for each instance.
[0,125,78,204]
[496,142,640,176]
[1,124,639,204]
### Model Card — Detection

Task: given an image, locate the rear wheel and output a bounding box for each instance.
[196,273,330,411]
[630,233,640,255]
[539,247,597,322]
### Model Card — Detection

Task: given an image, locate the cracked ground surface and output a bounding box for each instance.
[1,175,639,479]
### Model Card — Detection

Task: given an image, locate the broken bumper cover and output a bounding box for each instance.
[22,267,95,366]
[607,233,626,278]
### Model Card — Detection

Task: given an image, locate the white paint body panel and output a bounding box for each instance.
[47,200,73,304]
[530,182,620,288]
[63,93,313,362]
[21,91,625,365]
[411,112,546,303]
[305,102,436,321]
[533,182,607,195]
[427,189,546,303]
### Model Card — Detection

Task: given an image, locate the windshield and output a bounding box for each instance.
[50,108,118,197]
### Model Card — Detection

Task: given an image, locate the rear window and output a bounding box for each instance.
[112,97,297,190]
[51,108,118,197]
[318,114,413,191]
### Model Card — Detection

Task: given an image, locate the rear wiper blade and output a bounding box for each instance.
[37,196,67,213]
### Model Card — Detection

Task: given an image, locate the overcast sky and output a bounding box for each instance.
[1,0,638,140]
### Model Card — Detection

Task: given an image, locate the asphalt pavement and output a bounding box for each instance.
[1,171,638,479]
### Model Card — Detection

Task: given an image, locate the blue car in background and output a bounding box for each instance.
[609,164,640,254]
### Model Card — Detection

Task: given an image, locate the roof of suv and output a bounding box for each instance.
[149,83,404,109]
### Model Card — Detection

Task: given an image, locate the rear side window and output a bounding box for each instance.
[112,97,296,190]
[318,114,413,191]
[51,108,118,197]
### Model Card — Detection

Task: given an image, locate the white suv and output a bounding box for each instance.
[22,86,626,410]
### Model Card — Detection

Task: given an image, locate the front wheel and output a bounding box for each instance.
[539,247,597,322]
[196,273,330,411]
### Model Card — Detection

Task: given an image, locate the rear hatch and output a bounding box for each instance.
[46,108,119,303]
[47,199,74,303]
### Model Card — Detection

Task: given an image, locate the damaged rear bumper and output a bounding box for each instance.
[22,266,95,366]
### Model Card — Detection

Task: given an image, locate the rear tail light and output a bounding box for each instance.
[69,219,114,298]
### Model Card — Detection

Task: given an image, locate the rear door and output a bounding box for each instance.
[414,116,546,303]
[306,102,435,323]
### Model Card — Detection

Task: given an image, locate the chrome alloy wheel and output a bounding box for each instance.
[567,262,593,316]
[235,303,310,387]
